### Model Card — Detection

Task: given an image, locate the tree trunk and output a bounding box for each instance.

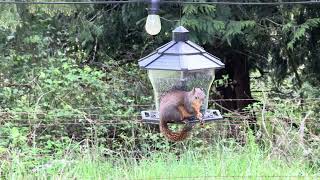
[210,47,256,141]
[15,0,31,45]
[215,50,253,111]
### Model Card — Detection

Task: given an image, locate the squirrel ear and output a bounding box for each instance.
[192,87,195,94]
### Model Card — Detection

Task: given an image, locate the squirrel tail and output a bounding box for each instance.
[159,120,194,142]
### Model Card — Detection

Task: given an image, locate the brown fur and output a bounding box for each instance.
[159,88,205,141]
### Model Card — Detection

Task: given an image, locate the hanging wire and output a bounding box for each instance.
[0,0,320,5]
[0,0,142,5]
[179,0,182,26]
[164,0,320,5]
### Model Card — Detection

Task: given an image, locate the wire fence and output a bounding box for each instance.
[0,98,318,125]
[0,98,318,141]
[0,99,319,179]
[0,0,320,5]
[0,118,318,125]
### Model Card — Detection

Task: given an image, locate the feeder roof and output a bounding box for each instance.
[138,26,224,71]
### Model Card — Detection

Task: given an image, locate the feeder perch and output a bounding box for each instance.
[139,26,225,124]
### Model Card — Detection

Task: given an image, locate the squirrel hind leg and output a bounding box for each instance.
[160,108,181,123]
[184,122,195,131]
[177,105,193,120]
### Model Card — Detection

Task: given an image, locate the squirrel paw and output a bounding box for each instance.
[200,120,205,127]
[196,113,203,120]
[196,113,205,127]
[200,119,205,127]
[182,119,189,124]
[183,119,195,128]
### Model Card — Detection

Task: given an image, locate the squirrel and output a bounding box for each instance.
[159,88,206,141]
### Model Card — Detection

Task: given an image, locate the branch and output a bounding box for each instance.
[261,92,271,139]
[299,111,312,147]
[264,18,285,27]
[212,102,242,116]
[233,49,269,62]
[0,83,32,88]
[91,37,98,62]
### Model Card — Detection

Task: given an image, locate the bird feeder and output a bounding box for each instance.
[139,26,224,124]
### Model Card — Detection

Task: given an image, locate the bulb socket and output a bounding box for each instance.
[148,0,160,14]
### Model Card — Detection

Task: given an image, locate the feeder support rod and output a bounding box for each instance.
[148,0,160,14]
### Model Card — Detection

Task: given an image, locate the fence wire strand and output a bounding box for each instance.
[1,0,320,5]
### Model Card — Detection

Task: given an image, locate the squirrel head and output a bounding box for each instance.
[190,87,206,104]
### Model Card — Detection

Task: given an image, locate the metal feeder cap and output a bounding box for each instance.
[172,26,189,42]
[138,26,225,71]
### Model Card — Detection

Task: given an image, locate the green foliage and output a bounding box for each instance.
[287,18,320,50]
[0,2,319,178]
[181,3,256,46]
[224,20,256,45]
[1,140,318,179]
[181,3,223,43]
[0,5,20,30]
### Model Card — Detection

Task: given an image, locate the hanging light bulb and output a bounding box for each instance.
[145,14,161,35]
[145,0,161,35]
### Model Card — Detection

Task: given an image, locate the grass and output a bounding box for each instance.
[2,140,318,180]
